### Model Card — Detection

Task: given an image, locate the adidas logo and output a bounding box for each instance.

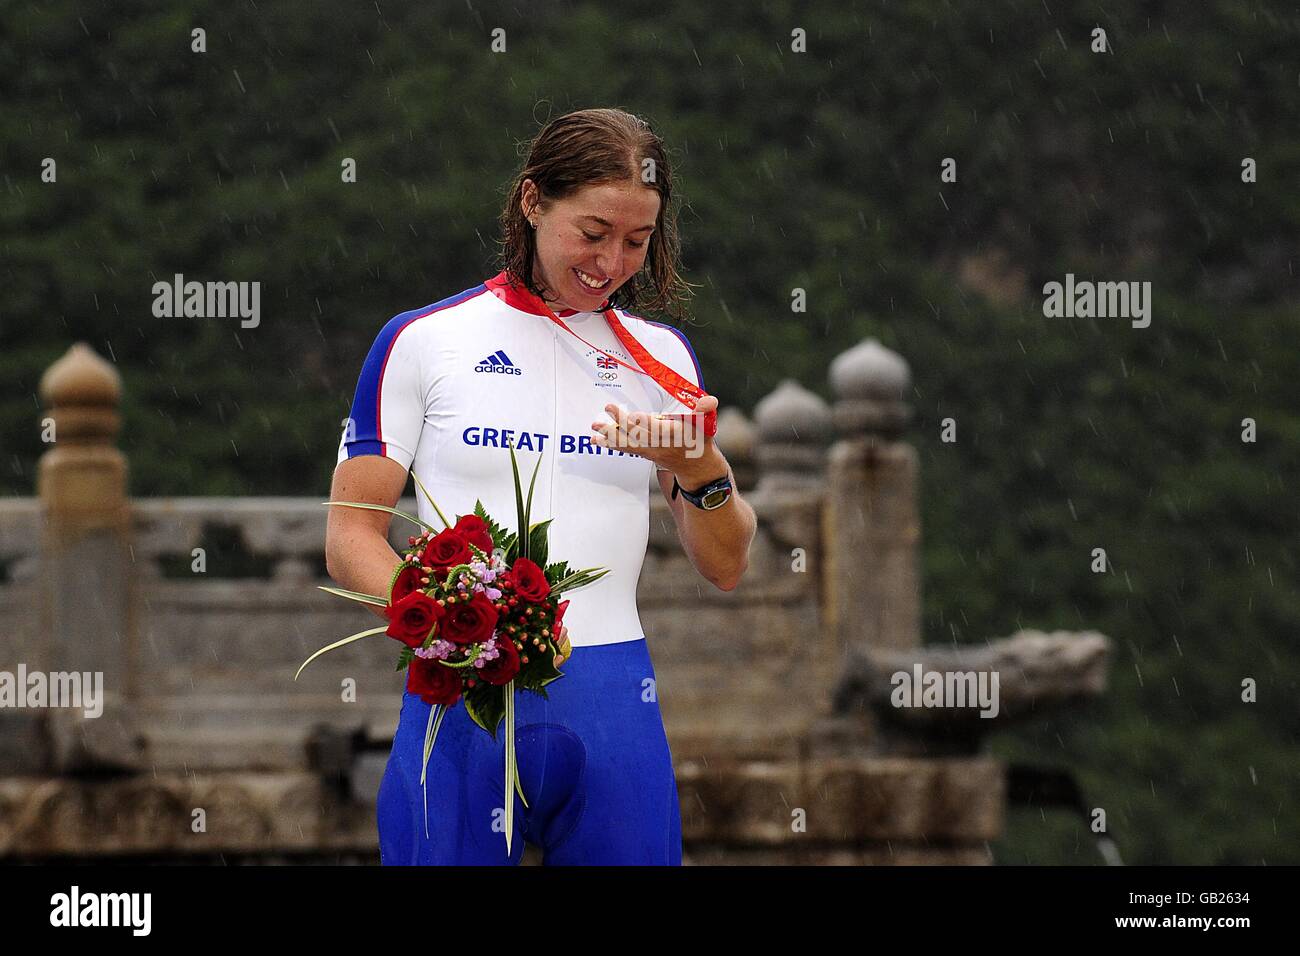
[474,350,523,375]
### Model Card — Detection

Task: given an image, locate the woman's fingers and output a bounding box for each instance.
[555,625,571,666]
[593,404,676,450]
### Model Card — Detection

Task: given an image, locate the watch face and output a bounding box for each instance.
[701,489,729,508]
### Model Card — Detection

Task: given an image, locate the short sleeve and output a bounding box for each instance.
[641,321,707,472]
[336,312,427,472]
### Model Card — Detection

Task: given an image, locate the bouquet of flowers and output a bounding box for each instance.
[297,445,608,853]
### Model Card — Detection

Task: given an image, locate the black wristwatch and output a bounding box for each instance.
[671,474,734,510]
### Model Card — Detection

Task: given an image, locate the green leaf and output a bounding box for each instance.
[520,655,564,693]
[527,519,553,569]
[550,567,612,596]
[474,499,507,550]
[396,646,414,671]
[464,682,507,739]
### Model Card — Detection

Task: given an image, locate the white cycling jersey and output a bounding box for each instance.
[336,270,706,647]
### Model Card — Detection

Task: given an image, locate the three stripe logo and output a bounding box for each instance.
[474,349,523,375]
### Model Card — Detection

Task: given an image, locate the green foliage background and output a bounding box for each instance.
[1,1,1295,863]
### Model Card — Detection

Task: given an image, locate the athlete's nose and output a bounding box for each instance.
[594,248,622,279]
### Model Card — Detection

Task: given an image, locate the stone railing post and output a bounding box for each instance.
[824,339,920,657]
[753,379,832,492]
[36,342,144,771]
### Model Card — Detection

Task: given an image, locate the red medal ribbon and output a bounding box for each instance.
[485,271,717,437]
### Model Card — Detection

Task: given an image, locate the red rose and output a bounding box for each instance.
[478,633,521,686]
[453,514,494,556]
[552,598,570,635]
[421,528,472,582]
[407,656,462,706]
[438,592,499,646]
[385,591,444,648]
[390,564,424,603]
[509,557,551,602]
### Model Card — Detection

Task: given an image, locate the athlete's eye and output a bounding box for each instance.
[582,231,645,249]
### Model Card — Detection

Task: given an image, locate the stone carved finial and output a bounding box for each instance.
[829,338,911,438]
[753,379,832,489]
[36,342,127,528]
[714,406,756,490]
[38,341,123,444]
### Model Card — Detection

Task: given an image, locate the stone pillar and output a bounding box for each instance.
[750,381,837,723]
[36,343,145,771]
[823,339,919,657]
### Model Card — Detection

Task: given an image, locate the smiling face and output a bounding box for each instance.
[521,178,661,313]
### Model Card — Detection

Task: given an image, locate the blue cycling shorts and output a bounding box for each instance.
[377,636,683,865]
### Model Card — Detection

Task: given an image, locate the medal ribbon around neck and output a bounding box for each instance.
[514,279,718,438]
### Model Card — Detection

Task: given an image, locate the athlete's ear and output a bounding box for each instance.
[520,179,539,221]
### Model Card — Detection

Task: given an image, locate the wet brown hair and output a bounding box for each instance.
[496,107,696,322]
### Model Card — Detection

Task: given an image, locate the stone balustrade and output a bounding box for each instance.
[0,339,1110,863]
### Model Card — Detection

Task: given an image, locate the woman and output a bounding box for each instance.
[326,107,756,865]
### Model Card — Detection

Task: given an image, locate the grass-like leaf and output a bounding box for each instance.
[295,625,388,680]
[419,702,448,839]
[508,443,527,562]
[316,585,386,607]
[409,471,452,530]
[322,500,433,531]
[524,452,542,534]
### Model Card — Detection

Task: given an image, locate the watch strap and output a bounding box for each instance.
[672,474,732,508]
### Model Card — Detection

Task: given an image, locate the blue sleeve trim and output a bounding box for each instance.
[344,284,485,456]
[645,320,704,390]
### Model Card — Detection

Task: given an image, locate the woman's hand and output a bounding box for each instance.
[554,626,572,666]
[590,395,720,476]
